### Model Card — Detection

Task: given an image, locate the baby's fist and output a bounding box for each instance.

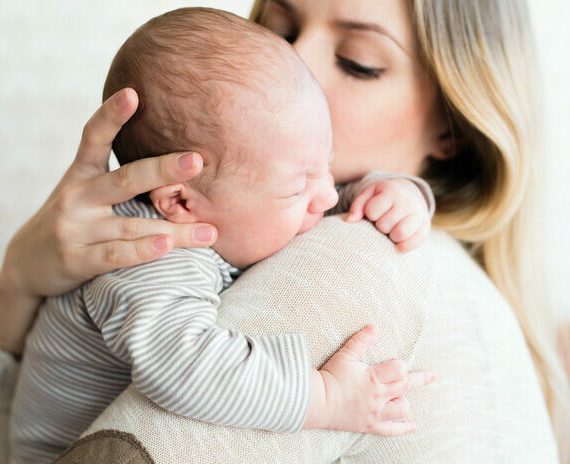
[347,179,431,253]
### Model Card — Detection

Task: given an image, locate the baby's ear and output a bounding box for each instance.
[150,183,200,223]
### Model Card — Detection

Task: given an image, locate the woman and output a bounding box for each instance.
[1,0,568,462]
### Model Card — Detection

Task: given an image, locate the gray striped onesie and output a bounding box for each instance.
[10,199,310,464]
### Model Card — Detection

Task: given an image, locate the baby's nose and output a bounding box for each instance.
[309,182,338,214]
[324,183,339,210]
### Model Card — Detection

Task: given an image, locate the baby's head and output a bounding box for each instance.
[104,8,338,268]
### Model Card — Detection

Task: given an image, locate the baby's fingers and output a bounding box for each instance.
[389,215,426,243]
[364,193,394,223]
[372,359,408,383]
[396,222,431,253]
[335,324,377,361]
[407,370,438,390]
[382,397,411,421]
[347,186,375,222]
[375,207,406,235]
[383,370,437,399]
[373,420,417,436]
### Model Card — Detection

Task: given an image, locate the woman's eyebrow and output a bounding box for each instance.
[270,0,296,13]
[333,20,409,56]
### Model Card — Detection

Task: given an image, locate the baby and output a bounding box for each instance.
[10,8,435,464]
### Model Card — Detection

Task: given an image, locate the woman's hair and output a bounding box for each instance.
[250,0,569,456]
[407,2,569,456]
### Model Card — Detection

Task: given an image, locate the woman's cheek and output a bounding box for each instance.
[327,91,372,175]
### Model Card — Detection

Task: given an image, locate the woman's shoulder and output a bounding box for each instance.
[225,217,480,366]
[292,216,468,291]
[305,216,478,283]
[239,216,444,363]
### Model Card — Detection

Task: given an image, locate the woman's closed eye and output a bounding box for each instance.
[259,2,298,43]
[336,55,385,80]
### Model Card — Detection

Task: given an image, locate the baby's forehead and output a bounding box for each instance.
[210,64,327,167]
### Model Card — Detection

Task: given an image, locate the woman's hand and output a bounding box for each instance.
[0,88,217,353]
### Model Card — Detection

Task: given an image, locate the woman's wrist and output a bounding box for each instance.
[0,265,42,356]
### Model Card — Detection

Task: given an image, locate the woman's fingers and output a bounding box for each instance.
[73,88,139,175]
[89,216,217,248]
[84,152,204,206]
[85,236,176,275]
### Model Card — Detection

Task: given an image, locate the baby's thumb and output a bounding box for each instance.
[337,324,377,361]
[346,186,375,222]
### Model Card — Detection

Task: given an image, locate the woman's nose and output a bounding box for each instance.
[292,30,330,91]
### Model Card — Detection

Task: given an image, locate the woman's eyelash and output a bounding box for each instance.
[336,55,384,80]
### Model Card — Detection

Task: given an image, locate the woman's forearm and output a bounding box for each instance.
[0,269,42,355]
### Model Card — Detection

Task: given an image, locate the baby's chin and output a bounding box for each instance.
[297,213,324,235]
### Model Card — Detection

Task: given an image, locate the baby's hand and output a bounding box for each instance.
[303,325,436,435]
[346,179,431,253]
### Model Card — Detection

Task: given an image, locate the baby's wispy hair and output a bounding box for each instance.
[103,7,310,197]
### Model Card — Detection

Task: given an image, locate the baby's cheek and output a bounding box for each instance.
[298,212,323,235]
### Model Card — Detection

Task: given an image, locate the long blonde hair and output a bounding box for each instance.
[410,1,569,458]
[252,0,569,457]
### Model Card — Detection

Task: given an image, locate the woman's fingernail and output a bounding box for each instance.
[115,88,133,110]
[178,153,195,170]
[153,236,170,252]
[194,226,215,242]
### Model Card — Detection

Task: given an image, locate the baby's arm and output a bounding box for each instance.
[84,249,308,432]
[337,172,435,252]
[84,248,433,435]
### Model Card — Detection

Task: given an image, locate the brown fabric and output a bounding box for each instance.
[53,430,155,464]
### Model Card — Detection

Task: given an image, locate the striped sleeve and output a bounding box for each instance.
[333,171,436,217]
[82,249,310,433]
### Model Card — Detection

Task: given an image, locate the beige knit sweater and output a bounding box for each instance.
[0,217,559,463]
[74,217,558,463]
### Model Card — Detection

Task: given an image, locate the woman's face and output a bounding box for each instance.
[258,0,449,183]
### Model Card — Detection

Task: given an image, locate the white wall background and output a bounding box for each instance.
[0,1,568,317]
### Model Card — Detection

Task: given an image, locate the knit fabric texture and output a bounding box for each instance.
[78,217,558,463]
